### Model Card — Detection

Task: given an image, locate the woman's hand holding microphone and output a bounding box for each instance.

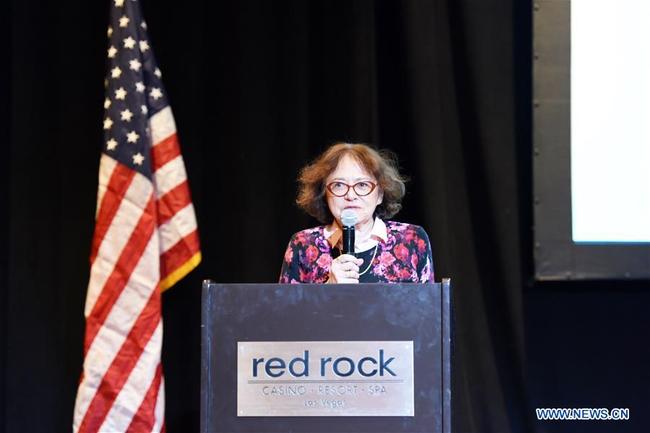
[327,254,364,284]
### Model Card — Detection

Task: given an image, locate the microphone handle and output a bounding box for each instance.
[342,226,355,255]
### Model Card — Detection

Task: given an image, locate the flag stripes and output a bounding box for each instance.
[85,172,153,318]
[153,156,188,199]
[74,1,201,431]
[90,163,136,264]
[102,322,163,433]
[126,363,164,433]
[79,289,161,433]
[76,232,159,426]
[84,196,156,353]
[157,181,192,225]
[151,134,181,171]
[160,230,201,288]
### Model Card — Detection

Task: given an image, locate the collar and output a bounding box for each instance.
[324,217,388,250]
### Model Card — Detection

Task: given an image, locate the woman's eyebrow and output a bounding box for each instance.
[328,177,374,182]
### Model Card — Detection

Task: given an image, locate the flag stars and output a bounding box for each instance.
[111,66,122,79]
[103,117,113,130]
[106,138,118,150]
[135,82,145,93]
[108,46,117,58]
[132,152,145,166]
[120,109,134,122]
[114,0,125,7]
[115,87,127,100]
[154,68,162,78]
[126,130,140,143]
[141,21,147,30]
[139,40,149,52]
[119,15,130,28]
[107,26,113,37]
[123,36,136,49]
[141,105,148,114]
[129,59,142,71]
[104,98,112,109]
[150,88,163,100]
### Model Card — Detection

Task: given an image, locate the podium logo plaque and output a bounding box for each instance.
[237,341,415,417]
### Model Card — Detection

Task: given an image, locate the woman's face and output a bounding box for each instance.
[325,154,383,227]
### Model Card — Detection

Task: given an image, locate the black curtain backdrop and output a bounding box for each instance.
[3,1,649,433]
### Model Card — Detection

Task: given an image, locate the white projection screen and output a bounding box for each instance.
[533,0,650,279]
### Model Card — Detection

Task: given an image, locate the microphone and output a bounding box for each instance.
[340,209,358,255]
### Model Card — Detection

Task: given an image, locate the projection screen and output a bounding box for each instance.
[533,0,650,279]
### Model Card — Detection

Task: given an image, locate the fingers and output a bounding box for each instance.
[333,256,362,273]
[340,263,359,273]
[334,267,359,280]
[330,276,359,284]
[337,278,359,284]
[337,254,364,266]
[329,254,364,284]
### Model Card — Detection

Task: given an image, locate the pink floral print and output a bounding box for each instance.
[279,221,434,284]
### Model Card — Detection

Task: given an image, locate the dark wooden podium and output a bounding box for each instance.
[201,281,451,433]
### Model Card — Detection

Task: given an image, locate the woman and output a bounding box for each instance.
[279,142,434,284]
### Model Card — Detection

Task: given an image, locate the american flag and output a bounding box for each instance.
[73,0,201,432]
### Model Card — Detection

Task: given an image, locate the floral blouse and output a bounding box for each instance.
[279,221,434,284]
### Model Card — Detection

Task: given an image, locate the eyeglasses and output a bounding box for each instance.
[326,181,378,197]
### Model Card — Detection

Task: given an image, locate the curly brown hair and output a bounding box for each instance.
[296,142,407,223]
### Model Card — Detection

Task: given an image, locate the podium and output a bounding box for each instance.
[201,281,451,433]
